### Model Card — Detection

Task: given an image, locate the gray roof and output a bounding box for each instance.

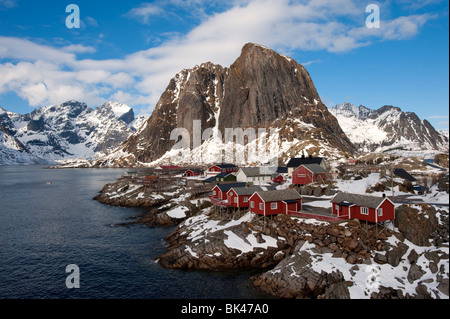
[393,168,417,182]
[229,186,263,196]
[286,156,324,168]
[299,164,327,174]
[254,189,302,202]
[216,182,246,192]
[331,192,388,209]
[214,163,238,169]
[239,167,277,177]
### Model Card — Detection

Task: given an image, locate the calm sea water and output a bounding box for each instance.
[0,166,265,299]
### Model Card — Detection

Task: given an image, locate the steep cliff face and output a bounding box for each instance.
[120,63,227,164]
[219,44,354,157]
[101,43,356,167]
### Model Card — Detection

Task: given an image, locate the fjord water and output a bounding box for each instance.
[0,166,261,299]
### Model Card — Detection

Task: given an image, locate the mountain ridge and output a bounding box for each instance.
[330,102,449,155]
[0,101,145,165]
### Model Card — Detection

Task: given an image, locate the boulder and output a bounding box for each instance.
[385,242,409,267]
[251,245,350,299]
[407,264,426,284]
[374,253,388,264]
[395,205,438,246]
[407,249,419,264]
[343,237,358,251]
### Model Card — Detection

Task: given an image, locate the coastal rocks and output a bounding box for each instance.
[93,178,169,208]
[251,243,351,299]
[395,204,439,246]
[157,210,291,270]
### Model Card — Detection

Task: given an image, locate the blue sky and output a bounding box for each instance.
[0,0,448,130]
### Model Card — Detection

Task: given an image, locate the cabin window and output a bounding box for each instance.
[361,207,369,215]
[234,197,238,203]
[297,174,306,178]
[243,197,248,203]
[259,203,263,210]
[214,190,217,196]
[377,208,383,217]
[251,201,254,208]
[271,203,277,210]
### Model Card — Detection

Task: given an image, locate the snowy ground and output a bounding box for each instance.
[300,214,449,299]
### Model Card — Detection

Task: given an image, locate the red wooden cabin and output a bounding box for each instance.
[210,183,246,206]
[227,186,263,208]
[271,174,284,184]
[292,164,328,186]
[207,163,239,176]
[249,189,302,216]
[183,169,203,177]
[330,192,395,223]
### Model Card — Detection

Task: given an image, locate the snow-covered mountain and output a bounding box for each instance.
[330,102,449,155]
[95,43,356,168]
[0,101,145,165]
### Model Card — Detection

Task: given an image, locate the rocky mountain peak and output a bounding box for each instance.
[0,100,140,164]
[102,43,356,167]
[331,102,449,154]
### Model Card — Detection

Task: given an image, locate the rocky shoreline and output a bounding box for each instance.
[94,173,449,299]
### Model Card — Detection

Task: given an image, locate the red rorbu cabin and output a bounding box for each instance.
[271,174,284,184]
[292,164,328,186]
[210,183,246,206]
[249,189,302,216]
[330,192,395,223]
[226,186,263,208]
[207,163,239,176]
[183,169,203,177]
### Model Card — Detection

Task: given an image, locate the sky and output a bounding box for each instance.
[0,0,448,130]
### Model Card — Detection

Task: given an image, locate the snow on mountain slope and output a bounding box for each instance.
[95,43,356,168]
[0,101,143,165]
[330,102,449,156]
[0,129,48,165]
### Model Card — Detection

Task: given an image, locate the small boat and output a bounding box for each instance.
[46,181,52,185]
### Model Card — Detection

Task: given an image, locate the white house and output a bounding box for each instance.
[236,167,275,185]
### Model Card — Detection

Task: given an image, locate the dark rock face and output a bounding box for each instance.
[119,108,135,125]
[111,43,356,166]
[27,117,46,132]
[120,64,227,163]
[251,244,351,299]
[395,204,439,246]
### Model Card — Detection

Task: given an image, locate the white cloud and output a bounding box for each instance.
[349,14,431,41]
[124,3,164,24]
[0,0,436,114]
[61,44,96,54]
[0,36,75,65]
